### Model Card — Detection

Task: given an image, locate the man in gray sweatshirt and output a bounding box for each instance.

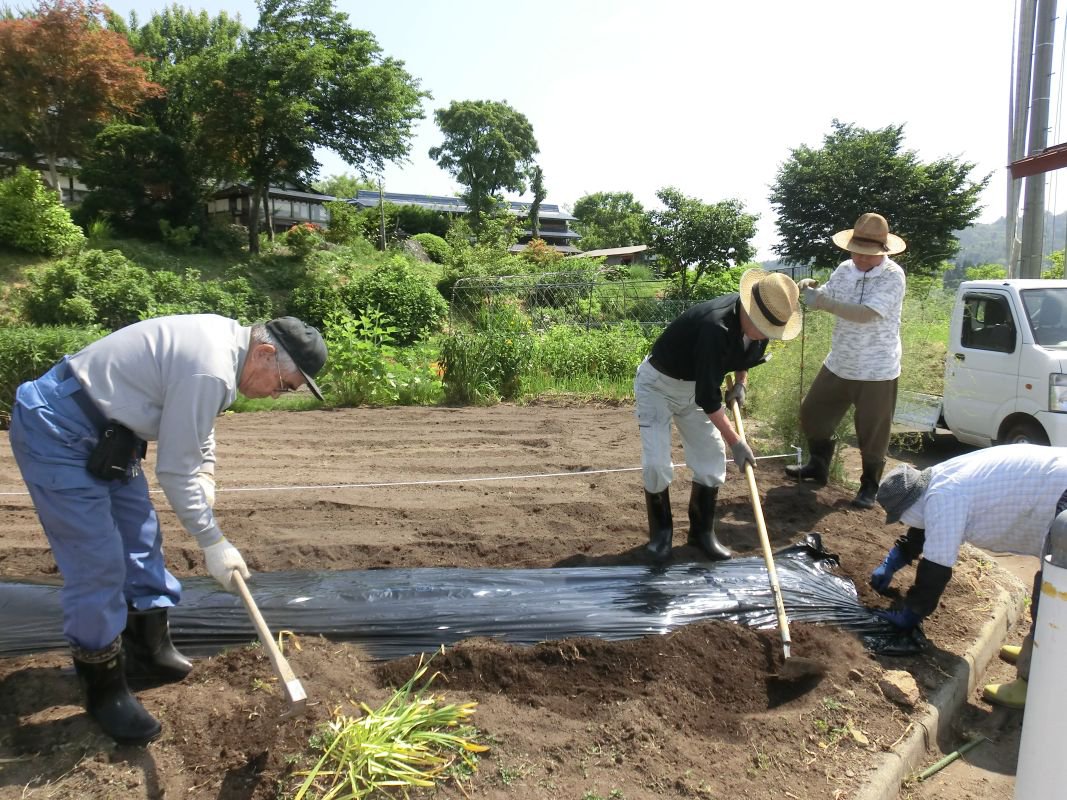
[8,314,326,745]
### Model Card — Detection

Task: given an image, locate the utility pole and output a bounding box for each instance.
[1018,0,1057,278]
[378,178,386,252]
[1008,0,1037,274]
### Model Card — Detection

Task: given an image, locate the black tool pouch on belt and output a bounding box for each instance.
[87,421,146,481]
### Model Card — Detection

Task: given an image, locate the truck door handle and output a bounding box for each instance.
[954,353,965,361]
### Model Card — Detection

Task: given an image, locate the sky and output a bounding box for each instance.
[100,0,1062,259]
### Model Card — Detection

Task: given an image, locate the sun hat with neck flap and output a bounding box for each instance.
[832,212,907,256]
[738,269,802,340]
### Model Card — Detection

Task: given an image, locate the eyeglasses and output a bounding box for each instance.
[275,353,299,394]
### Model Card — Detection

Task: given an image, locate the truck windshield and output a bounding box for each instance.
[1022,288,1067,347]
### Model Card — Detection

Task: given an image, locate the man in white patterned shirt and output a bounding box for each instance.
[871,444,1067,709]
[786,213,907,509]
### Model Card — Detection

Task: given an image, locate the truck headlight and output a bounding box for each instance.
[1050,374,1067,412]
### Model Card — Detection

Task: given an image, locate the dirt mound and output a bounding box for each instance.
[0,406,1025,799]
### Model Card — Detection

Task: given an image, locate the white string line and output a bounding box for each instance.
[0,451,801,497]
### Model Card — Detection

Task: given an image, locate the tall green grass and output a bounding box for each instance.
[0,325,106,425]
[747,282,956,471]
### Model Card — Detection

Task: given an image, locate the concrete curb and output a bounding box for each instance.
[853,568,1029,800]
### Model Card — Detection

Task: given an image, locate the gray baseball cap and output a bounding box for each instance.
[876,464,931,524]
[266,317,327,401]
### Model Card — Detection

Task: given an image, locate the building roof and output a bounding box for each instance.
[509,243,583,255]
[576,244,649,258]
[519,229,582,240]
[213,183,336,202]
[351,189,576,221]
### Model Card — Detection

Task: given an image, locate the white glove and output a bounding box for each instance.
[196,471,216,508]
[202,538,250,591]
[802,286,822,307]
[797,278,820,290]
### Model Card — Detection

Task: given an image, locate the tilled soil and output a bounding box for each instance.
[0,404,1028,799]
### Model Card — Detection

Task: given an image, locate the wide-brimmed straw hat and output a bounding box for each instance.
[738,269,801,340]
[831,212,906,256]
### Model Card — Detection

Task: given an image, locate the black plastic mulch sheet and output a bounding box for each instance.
[0,535,922,660]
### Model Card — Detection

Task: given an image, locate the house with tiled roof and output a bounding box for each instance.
[349,190,582,254]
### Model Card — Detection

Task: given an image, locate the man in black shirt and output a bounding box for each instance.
[635,269,801,561]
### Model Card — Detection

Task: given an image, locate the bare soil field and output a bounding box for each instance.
[0,404,1027,799]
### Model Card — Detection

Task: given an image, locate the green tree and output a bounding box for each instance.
[93,6,244,232]
[77,122,203,236]
[528,165,545,240]
[0,0,162,192]
[770,120,989,273]
[429,99,538,231]
[646,187,757,288]
[312,172,376,198]
[197,0,427,253]
[572,191,647,251]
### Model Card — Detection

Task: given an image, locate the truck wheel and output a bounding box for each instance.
[1001,420,1051,446]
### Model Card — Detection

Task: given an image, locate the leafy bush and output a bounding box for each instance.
[662,264,747,306]
[519,238,564,269]
[0,325,105,425]
[438,217,524,309]
[159,219,199,249]
[146,270,273,324]
[0,167,86,256]
[965,263,1008,281]
[412,232,451,264]
[20,249,154,328]
[348,257,447,345]
[316,309,442,406]
[20,250,273,329]
[323,200,364,245]
[440,303,534,403]
[287,271,353,330]
[284,223,326,258]
[200,218,248,257]
[530,258,599,309]
[533,323,651,381]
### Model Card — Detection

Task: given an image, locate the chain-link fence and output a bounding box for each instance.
[449,272,689,332]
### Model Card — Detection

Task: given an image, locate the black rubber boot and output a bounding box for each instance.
[644,489,673,562]
[784,439,834,485]
[123,608,192,684]
[687,483,732,560]
[72,639,162,746]
[851,459,885,509]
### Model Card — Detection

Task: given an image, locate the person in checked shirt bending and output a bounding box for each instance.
[870,443,1067,709]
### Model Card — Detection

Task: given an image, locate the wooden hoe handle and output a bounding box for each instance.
[232,571,308,715]
[725,376,793,659]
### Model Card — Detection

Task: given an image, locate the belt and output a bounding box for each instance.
[647,355,684,380]
[54,360,107,429]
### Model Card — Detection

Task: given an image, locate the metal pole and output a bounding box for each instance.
[1015,511,1067,798]
[378,178,386,252]
[1019,0,1057,278]
[1008,0,1037,275]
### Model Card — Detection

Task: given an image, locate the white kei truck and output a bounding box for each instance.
[894,279,1067,447]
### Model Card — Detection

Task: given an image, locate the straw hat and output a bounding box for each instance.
[738,269,801,340]
[831,213,906,256]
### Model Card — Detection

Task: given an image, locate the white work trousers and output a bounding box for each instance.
[634,358,726,493]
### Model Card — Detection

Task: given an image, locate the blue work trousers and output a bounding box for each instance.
[8,359,180,652]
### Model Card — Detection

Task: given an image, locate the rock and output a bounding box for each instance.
[878,669,921,707]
